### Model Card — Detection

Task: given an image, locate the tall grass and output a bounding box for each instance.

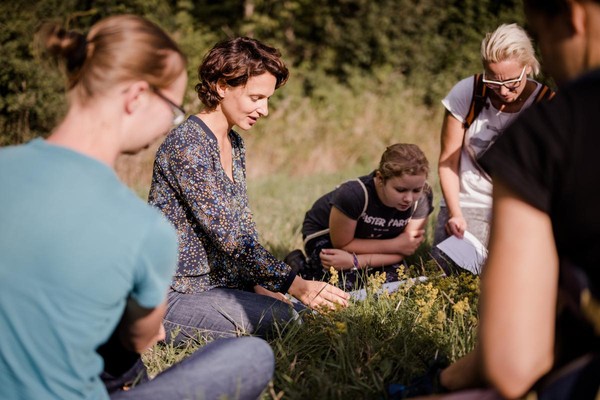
[266,269,479,400]
[126,75,478,399]
[246,168,366,258]
[143,268,479,400]
[116,71,443,198]
[242,71,442,179]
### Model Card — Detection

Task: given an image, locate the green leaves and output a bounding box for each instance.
[0,0,524,146]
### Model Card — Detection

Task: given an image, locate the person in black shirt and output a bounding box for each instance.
[298,143,433,290]
[392,1,600,399]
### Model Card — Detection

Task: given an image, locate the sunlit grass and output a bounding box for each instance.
[265,264,479,400]
[123,76,477,400]
[144,264,479,400]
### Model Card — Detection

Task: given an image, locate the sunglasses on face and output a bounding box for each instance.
[151,86,186,126]
[482,66,527,91]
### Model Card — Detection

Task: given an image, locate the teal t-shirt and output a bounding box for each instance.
[0,139,178,399]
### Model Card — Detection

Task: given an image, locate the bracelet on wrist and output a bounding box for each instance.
[351,253,360,271]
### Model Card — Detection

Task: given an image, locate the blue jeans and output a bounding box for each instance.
[110,337,274,400]
[164,288,299,343]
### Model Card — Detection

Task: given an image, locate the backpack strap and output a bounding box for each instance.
[461,79,555,182]
[463,74,488,130]
[354,178,369,217]
[465,77,554,130]
[534,84,556,103]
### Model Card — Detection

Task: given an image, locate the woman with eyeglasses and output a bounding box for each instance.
[389,1,600,398]
[148,36,349,344]
[0,15,276,400]
[433,23,552,272]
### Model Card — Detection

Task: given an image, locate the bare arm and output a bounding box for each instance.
[480,180,557,398]
[321,216,429,269]
[119,299,167,353]
[319,248,404,270]
[438,110,467,238]
[436,182,557,397]
[329,208,424,256]
[404,216,428,232]
[439,346,486,391]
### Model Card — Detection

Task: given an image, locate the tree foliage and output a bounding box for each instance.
[0,0,524,145]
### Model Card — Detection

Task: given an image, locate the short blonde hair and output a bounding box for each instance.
[480,23,540,76]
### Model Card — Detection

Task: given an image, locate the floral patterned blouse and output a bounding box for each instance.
[148,116,295,294]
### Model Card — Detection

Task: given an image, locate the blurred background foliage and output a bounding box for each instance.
[0,0,525,147]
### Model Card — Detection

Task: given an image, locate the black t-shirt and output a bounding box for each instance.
[480,69,600,367]
[480,68,600,286]
[302,171,434,240]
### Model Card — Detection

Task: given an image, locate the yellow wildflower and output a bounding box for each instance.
[328,266,339,286]
[436,310,446,325]
[335,321,347,334]
[452,297,471,316]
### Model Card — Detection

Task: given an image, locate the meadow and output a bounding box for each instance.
[118,73,481,399]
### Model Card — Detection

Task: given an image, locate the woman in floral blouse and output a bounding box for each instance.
[149,36,349,343]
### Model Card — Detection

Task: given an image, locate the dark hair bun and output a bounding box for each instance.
[39,24,88,75]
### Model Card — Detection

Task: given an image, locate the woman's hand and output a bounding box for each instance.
[147,323,166,351]
[288,276,349,310]
[319,248,354,271]
[395,229,425,255]
[445,216,467,238]
[254,285,292,305]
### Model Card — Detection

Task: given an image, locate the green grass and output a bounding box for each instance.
[246,167,368,259]
[125,76,479,399]
[143,264,479,400]
[138,167,480,399]
[267,268,479,400]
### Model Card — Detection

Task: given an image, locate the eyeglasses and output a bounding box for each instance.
[482,66,527,91]
[151,87,186,126]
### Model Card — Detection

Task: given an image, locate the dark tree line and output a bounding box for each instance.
[0,0,524,145]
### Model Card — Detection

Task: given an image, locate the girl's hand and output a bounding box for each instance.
[396,229,425,255]
[446,216,467,239]
[319,248,354,270]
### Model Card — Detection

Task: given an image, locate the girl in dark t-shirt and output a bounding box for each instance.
[298,143,434,290]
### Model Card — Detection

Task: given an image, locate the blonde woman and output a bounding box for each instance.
[434,23,552,264]
[392,2,600,398]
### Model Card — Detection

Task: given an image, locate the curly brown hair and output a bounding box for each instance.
[195,37,289,110]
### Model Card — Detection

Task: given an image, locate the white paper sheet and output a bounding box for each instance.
[436,231,488,274]
[348,277,429,301]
